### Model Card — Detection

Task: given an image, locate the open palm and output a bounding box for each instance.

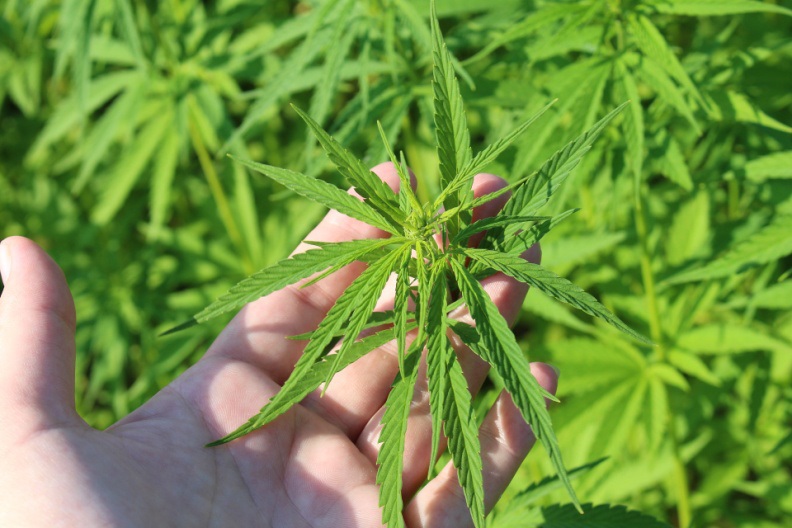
[0,165,557,528]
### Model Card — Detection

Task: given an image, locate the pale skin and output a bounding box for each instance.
[0,164,557,527]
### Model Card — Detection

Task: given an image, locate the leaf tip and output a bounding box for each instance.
[159,318,198,337]
[205,434,233,448]
[206,427,251,447]
[290,103,307,119]
[635,332,656,347]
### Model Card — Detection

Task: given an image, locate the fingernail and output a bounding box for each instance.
[0,240,10,283]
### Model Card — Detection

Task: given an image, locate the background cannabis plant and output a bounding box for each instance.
[2,0,790,526]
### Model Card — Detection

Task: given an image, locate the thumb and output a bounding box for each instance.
[0,236,79,433]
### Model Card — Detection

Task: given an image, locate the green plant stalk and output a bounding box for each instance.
[668,411,692,528]
[634,186,691,528]
[187,117,254,275]
[633,191,663,351]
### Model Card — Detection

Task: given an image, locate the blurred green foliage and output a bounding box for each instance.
[1,0,790,526]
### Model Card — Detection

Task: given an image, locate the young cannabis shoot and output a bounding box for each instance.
[167,3,651,526]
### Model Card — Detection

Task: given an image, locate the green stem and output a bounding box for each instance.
[634,183,692,527]
[633,191,663,352]
[187,107,253,275]
[668,414,692,528]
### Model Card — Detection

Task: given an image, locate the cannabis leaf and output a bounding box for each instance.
[447,262,580,510]
[664,215,792,285]
[654,0,792,17]
[162,237,400,335]
[377,351,421,528]
[490,458,608,528]
[479,102,629,254]
[462,248,652,345]
[513,503,673,527]
[231,156,398,234]
[443,341,486,526]
[172,2,651,525]
[430,0,472,224]
[426,264,451,479]
[206,328,406,446]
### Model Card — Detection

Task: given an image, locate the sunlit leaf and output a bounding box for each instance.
[292,104,405,227]
[232,156,398,234]
[208,328,405,446]
[449,259,581,512]
[500,103,628,222]
[426,264,449,480]
[443,345,485,528]
[430,0,472,225]
[463,248,652,344]
[377,351,421,528]
[518,502,672,527]
[665,215,792,284]
[167,238,399,333]
[655,0,792,17]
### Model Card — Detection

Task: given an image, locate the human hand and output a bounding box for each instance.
[0,163,558,527]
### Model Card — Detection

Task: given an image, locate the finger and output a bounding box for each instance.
[404,363,559,528]
[306,174,523,441]
[205,162,408,384]
[0,237,80,434]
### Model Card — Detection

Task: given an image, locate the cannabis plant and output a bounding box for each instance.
[170,3,650,526]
